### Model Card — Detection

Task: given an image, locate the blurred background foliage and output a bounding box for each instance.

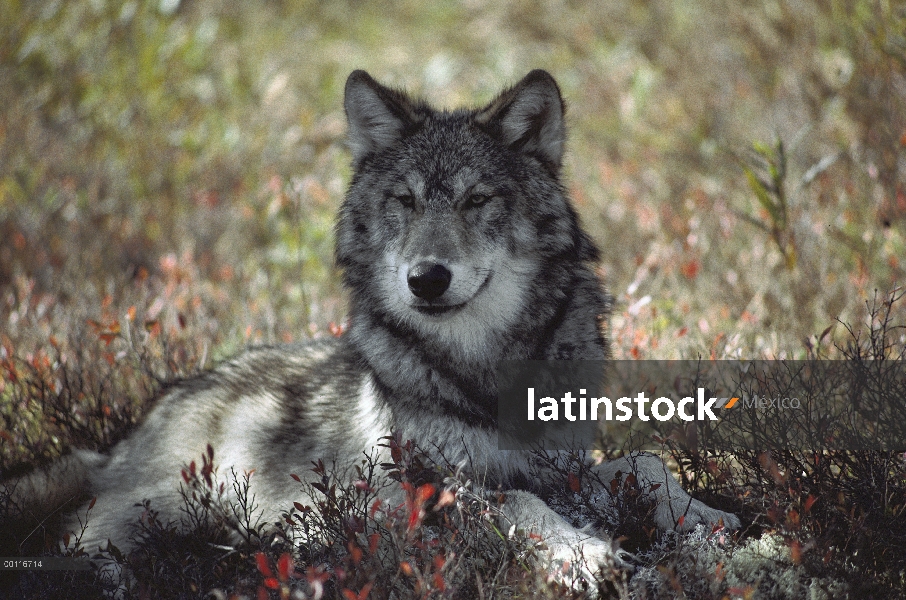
[2,3,905,595]
[0,0,904,368]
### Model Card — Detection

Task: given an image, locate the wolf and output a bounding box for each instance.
[5,69,739,590]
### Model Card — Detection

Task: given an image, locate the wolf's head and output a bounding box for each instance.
[336,70,602,363]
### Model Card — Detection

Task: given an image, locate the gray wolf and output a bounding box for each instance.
[5,69,739,588]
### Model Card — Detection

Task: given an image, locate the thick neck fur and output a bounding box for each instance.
[343,253,609,428]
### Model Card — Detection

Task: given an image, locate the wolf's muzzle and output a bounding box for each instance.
[407,261,452,300]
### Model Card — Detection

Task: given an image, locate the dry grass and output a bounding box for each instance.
[1,0,905,598]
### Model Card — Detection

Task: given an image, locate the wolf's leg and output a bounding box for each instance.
[498,489,629,587]
[68,495,138,556]
[70,484,210,598]
[594,453,740,531]
[1,450,107,523]
[1,451,132,597]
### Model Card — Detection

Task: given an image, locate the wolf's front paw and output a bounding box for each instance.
[545,536,632,597]
[654,496,741,532]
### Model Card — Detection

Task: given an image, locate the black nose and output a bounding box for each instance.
[407,262,452,300]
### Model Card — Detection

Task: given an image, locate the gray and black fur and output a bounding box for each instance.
[4,70,738,588]
[338,69,608,429]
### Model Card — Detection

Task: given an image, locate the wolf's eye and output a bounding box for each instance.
[464,194,492,209]
[395,194,415,208]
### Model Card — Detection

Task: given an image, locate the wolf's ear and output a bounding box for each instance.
[344,70,424,163]
[475,70,566,172]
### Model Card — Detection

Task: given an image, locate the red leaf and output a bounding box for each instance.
[290,473,301,482]
[343,583,373,600]
[88,497,97,510]
[144,320,161,336]
[407,508,420,532]
[416,483,435,503]
[348,541,363,565]
[255,552,273,577]
[790,540,802,564]
[568,472,581,493]
[681,259,700,280]
[277,553,293,581]
[677,515,685,528]
[804,494,817,514]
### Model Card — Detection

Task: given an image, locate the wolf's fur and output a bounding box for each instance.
[5,69,738,586]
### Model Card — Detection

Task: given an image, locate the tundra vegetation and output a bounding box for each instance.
[1,0,904,598]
